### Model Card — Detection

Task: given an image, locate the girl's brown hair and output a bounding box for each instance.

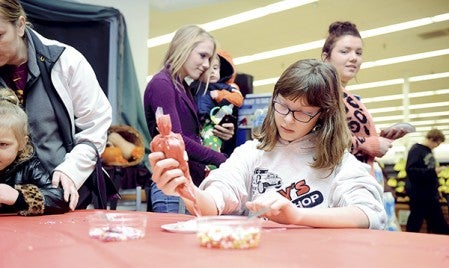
[256,59,351,170]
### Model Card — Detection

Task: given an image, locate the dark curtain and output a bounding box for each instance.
[21,0,151,166]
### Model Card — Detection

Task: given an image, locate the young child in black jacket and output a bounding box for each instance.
[0,87,70,215]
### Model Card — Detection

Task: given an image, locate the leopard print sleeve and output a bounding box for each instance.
[15,184,45,216]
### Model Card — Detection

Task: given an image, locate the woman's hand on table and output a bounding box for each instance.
[52,171,79,210]
[213,123,234,141]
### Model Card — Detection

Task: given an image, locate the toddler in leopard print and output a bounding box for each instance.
[0,87,70,215]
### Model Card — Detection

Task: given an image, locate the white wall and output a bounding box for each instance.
[75,0,150,95]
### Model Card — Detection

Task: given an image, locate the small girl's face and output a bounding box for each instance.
[273,95,321,142]
[0,127,21,171]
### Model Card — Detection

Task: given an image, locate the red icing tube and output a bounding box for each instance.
[150,107,201,216]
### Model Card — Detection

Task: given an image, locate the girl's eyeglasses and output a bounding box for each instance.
[272,100,320,123]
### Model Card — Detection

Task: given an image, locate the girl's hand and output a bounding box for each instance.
[246,191,298,225]
[213,123,234,141]
[376,137,393,157]
[380,122,415,140]
[0,183,19,205]
[380,127,408,140]
[148,152,189,196]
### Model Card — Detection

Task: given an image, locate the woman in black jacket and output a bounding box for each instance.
[0,87,69,215]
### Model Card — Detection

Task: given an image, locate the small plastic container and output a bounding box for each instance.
[196,215,263,249]
[87,212,147,242]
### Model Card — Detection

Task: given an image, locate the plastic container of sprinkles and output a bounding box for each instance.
[196,215,263,249]
[87,212,147,242]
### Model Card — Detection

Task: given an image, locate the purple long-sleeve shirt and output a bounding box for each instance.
[144,68,227,185]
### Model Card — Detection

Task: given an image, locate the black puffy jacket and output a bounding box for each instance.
[0,152,70,215]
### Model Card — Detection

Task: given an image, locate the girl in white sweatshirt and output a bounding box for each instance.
[149,59,386,230]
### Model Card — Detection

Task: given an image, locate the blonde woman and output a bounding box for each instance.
[144,25,234,213]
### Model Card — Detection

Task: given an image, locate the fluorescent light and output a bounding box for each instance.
[409,72,449,82]
[253,77,279,87]
[407,132,449,140]
[346,71,449,91]
[372,111,449,122]
[375,119,449,129]
[365,12,449,41]
[346,79,404,90]
[201,0,318,31]
[234,40,323,65]
[362,89,449,103]
[253,52,449,89]
[233,12,449,66]
[147,35,173,48]
[410,119,449,126]
[368,101,449,114]
[362,49,449,69]
[416,125,449,131]
[361,18,432,38]
[147,0,318,48]
[433,13,449,22]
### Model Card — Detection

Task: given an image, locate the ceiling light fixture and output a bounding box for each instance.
[362,48,449,69]
[253,55,449,88]
[372,111,449,122]
[233,13,449,65]
[346,72,449,91]
[147,0,318,48]
[368,101,449,114]
[362,89,449,103]
[376,119,449,129]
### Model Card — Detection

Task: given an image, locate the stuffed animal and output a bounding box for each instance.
[101,128,144,166]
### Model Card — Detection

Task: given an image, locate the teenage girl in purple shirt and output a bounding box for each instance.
[143,25,234,213]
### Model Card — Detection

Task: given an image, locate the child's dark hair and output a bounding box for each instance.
[426,128,445,143]
[322,21,361,60]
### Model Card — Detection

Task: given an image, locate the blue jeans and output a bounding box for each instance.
[150,182,187,214]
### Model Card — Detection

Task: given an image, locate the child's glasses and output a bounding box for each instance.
[272,100,320,123]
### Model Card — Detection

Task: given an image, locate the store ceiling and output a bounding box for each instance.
[148,0,449,153]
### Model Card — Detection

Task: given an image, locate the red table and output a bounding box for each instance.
[1,210,448,267]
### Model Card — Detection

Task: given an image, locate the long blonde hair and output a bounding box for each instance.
[256,59,351,170]
[0,87,32,162]
[162,25,216,89]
